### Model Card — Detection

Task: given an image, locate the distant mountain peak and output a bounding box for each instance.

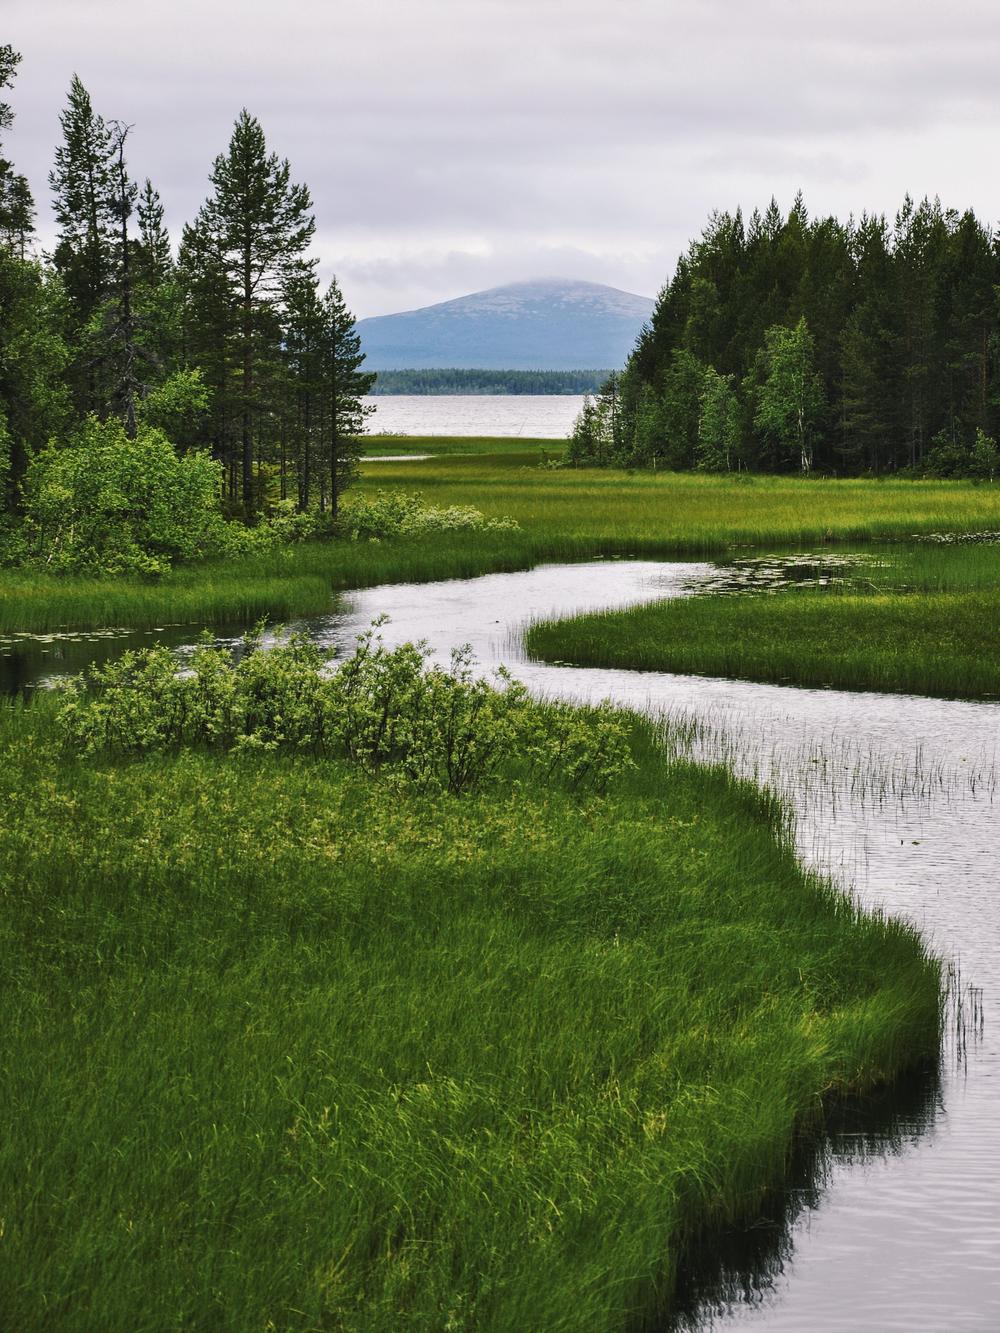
[358,279,654,371]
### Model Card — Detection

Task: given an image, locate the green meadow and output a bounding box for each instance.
[7,447,1000,633]
[0,699,939,1331]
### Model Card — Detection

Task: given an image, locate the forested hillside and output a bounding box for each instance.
[369,368,610,394]
[571,195,1000,477]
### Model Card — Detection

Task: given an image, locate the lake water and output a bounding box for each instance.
[363,393,584,438]
[4,557,999,1329]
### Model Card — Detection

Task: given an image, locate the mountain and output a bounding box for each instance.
[356,279,655,371]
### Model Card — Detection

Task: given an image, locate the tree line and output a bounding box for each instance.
[570,194,1000,478]
[0,46,374,525]
[370,368,611,395]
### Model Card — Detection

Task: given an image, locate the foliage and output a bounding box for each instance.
[748,317,825,473]
[56,622,631,795]
[615,194,1000,475]
[20,416,225,575]
[922,428,999,481]
[339,488,519,540]
[567,374,622,465]
[697,367,741,472]
[137,367,211,440]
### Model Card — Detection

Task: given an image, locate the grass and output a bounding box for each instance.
[8,454,1000,635]
[0,698,940,1331]
[0,531,584,635]
[525,542,1000,701]
[356,456,1000,549]
[363,435,563,457]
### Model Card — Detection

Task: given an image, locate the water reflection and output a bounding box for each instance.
[664,1063,943,1332]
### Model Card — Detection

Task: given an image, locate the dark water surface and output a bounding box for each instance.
[5,558,999,1329]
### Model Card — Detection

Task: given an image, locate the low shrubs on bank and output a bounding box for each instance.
[56,622,627,795]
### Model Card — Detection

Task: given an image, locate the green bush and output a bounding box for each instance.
[57,622,632,795]
[922,428,999,481]
[339,489,519,540]
[21,416,225,575]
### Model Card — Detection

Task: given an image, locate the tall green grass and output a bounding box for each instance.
[0,699,939,1331]
[525,544,1000,700]
[359,457,1000,548]
[0,531,589,634]
[8,453,1000,635]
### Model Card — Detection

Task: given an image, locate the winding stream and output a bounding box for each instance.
[5,557,999,1329]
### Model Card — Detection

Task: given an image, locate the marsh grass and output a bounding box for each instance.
[525,543,1000,700]
[8,454,1000,635]
[0,697,939,1331]
[357,458,1000,548]
[363,435,560,456]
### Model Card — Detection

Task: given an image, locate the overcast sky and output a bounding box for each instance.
[7,0,1000,317]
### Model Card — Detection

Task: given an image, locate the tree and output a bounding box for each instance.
[750,318,825,472]
[0,251,71,509]
[318,276,374,516]
[281,263,325,507]
[659,349,706,469]
[49,75,115,408]
[136,180,172,285]
[182,111,315,518]
[697,368,740,471]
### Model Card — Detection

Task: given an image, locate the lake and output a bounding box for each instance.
[363,393,584,438]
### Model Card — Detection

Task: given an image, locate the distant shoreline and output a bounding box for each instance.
[368,368,611,395]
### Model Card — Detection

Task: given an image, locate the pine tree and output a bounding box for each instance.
[183,111,315,518]
[0,45,35,257]
[319,276,374,516]
[49,76,115,325]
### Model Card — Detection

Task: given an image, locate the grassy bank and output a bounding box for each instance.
[525,543,1000,700]
[363,435,563,456]
[359,455,1000,548]
[0,698,939,1331]
[8,453,1000,635]
[0,530,595,634]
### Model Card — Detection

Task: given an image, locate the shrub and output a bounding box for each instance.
[57,622,631,796]
[21,416,225,576]
[338,489,519,540]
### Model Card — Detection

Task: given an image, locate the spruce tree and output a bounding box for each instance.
[136,180,172,285]
[50,76,114,325]
[183,111,314,518]
[282,263,325,506]
[0,45,34,258]
[319,276,374,516]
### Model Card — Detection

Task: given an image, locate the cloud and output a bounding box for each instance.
[7,0,1000,315]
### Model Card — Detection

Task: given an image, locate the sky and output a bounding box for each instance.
[7,0,1000,318]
